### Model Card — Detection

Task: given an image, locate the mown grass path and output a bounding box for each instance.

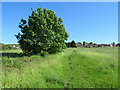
[2,47,118,88]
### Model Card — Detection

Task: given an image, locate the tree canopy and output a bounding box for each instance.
[15,8,69,56]
[70,40,77,47]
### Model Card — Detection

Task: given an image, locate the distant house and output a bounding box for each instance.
[76,43,84,48]
[109,44,113,47]
[9,45,19,49]
[116,44,120,47]
[97,44,109,47]
[92,45,98,48]
[108,44,119,47]
[75,42,120,48]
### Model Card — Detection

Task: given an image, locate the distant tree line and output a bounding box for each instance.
[65,41,120,48]
[65,40,77,48]
[1,41,119,50]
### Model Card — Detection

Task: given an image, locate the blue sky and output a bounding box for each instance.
[2,2,118,44]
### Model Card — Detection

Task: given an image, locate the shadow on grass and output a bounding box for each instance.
[1,53,24,58]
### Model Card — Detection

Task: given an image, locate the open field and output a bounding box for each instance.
[1,47,118,88]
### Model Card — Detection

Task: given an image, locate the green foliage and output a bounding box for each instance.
[2,57,22,68]
[15,8,69,56]
[65,42,71,48]
[112,42,115,47]
[1,44,20,50]
[2,58,12,65]
[93,43,97,45]
[89,42,93,45]
[2,45,10,50]
[65,41,77,48]
[70,40,77,47]
[0,43,3,50]
[83,41,86,46]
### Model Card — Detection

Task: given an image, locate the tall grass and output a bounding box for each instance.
[2,47,118,88]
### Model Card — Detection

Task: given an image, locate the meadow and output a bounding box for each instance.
[1,47,118,88]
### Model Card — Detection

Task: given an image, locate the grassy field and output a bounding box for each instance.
[1,47,118,88]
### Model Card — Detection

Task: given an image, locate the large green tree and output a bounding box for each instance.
[15,8,69,56]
